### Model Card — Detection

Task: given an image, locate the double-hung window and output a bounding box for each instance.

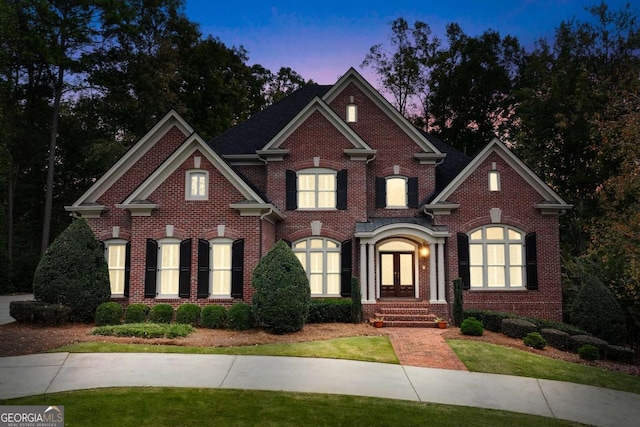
[210,239,232,297]
[293,238,341,296]
[186,170,208,200]
[104,240,129,296]
[144,238,192,298]
[298,169,336,209]
[468,226,524,288]
[197,239,244,299]
[158,239,181,296]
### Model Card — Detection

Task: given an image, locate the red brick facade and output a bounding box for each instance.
[67,69,568,321]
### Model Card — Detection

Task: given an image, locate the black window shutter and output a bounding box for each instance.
[99,241,105,254]
[197,239,210,298]
[231,239,244,298]
[457,233,470,290]
[179,239,192,298]
[407,177,419,208]
[144,239,158,298]
[375,177,386,208]
[337,169,347,210]
[124,242,131,297]
[286,170,297,210]
[525,233,538,290]
[282,239,292,248]
[340,239,352,296]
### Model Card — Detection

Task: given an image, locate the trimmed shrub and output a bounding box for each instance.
[531,318,588,336]
[307,299,351,323]
[460,317,484,336]
[540,328,572,351]
[606,345,636,363]
[452,278,464,327]
[228,303,253,330]
[33,218,111,322]
[10,301,71,325]
[176,304,201,326]
[578,344,600,361]
[523,332,547,349]
[149,304,174,324]
[252,240,310,334]
[201,305,227,329]
[124,303,150,324]
[465,310,513,332]
[94,302,122,326]
[92,323,194,339]
[502,318,538,339]
[570,276,626,345]
[569,335,609,355]
[351,277,363,324]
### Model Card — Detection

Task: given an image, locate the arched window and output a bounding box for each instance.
[293,237,341,296]
[469,225,524,288]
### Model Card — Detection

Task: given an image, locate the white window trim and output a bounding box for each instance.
[209,238,233,298]
[469,225,525,289]
[297,168,337,210]
[104,239,127,297]
[386,176,408,209]
[186,169,209,200]
[293,237,341,297]
[489,170,501,192]
[346,104,357,123]
[157,238,181,298]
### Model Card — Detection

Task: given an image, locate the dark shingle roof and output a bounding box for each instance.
[422,132,471,200]
[210,84,332,155]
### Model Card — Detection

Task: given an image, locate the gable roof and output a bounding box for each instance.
[210,84,332,156]
[67,110,193,208]
[427,138,572,211]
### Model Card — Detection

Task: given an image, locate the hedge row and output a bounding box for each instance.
[10,301,71,325]
[307,299,352,323]
[464,309,636,363]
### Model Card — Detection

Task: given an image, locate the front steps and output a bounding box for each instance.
[370,301,442,328]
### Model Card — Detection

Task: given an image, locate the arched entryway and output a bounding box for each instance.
[378,239,417,298]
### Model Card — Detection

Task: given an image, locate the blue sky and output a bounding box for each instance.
[185,0,634,84]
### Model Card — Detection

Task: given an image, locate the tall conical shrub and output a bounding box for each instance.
[252,240,310,333]
[351,277,363,323]
[33,218,110,322]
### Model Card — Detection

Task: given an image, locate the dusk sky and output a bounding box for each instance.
[185,1,635,84]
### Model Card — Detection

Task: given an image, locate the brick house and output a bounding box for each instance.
[66,68,571,323]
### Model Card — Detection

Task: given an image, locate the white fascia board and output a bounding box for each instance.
[69,110,194,207]
[323,68,442,156]
[261,97,373,152]
[431,138,570,206]
[122,133,266,204]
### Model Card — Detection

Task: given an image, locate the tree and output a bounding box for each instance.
[361,18,439,116]
[33,218,110,322]
[252,240,310,334]
[263,67,312,105]
[426,24,523,154]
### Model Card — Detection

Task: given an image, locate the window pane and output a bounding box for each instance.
[310,274,323,295]
[379,241,414,251]
[510,267,523,287]
[298,175,315,190]
[212,243,231,268]
[310,252,323,273]
[317,174,335,191]
[327,252,340,273]
[212,270,231,295]
[109,270,125,294]
[487,267,505,287]
[326,274,340,295]
[470,230,483,240]
[508,230,522,240]
[347,105,357,122]
[486,227,504,240]
[326,241,338,249]
[489,171,500,191]
[470,267,483,287]
[161,244,180,268]
[386,178,407,207]
[310,239,323,249]
[317,190,335,208]
[295,253,306,270]
[294,241,307,249]
[470,244,483,265]
[487,244,505,265]
[509,244,522,265]
[160,270,179,294]
[108,245,126,269]
[298,191,314,208]
[399,254,413,286]
[381,254,394,286]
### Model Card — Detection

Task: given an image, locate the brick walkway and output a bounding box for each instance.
[385,328,468,370]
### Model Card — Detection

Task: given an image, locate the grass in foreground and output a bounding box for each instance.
[448,339,640,394]
[91,323,194,338]
[0,387,584,427]
[53,336,399,364]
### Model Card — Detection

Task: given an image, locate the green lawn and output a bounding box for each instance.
[0,388,585,427]
[448,339,640,394]
[52,336,399,364]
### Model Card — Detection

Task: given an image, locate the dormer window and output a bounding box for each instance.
[489,170,500,192]
[346,104,357,123]
[186,170,208,200]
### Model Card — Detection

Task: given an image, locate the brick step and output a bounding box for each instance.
[384,320,439,328]
[377,307,434,315]
[374,312,437,322]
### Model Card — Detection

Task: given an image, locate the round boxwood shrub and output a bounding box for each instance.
[523,332,547,349]
[570,276,626,345]
[569,335,609,356]
[149,304,174,324]
[252,240,310,334]
[201,305,228,329]
[502,318,538,339]
[124,303,150,324]
[94,302,122,326]
[540,328,571,351]
[578,344,600,360]
[606,345,636,363]
[228,303,253,330]
[33,218,111,322]
[176,304,201,326]
[460,317,484,336]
